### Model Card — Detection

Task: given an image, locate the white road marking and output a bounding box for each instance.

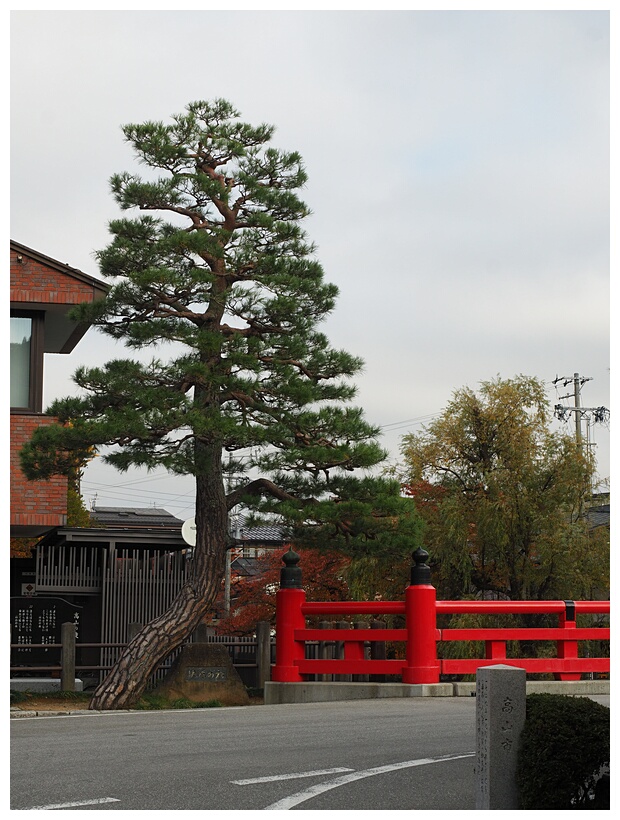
[232,767,355,785]
[263,752,475,810]
[21,797,120,810]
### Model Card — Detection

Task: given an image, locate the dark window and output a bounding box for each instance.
[10,311,44,412]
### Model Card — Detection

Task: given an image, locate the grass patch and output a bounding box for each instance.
[133,693,222,710]
[10,689,91,705]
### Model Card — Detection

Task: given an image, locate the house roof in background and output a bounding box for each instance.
[586,504,610,530]
[230,557,266,577]
[11,240,109,354]
[91,506,184,529]
[11,240,108,292]
[89,507,286,543]
[232,517,286,544]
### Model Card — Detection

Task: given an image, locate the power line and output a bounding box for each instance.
[552,372,610,452]
[379,413,440,432]
[79,412,443,510]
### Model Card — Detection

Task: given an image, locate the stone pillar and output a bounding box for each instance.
[475,664,526,810]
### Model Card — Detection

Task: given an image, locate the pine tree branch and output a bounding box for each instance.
[225,477,318,510]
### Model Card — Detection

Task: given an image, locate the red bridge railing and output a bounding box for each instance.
[271,548,610,684]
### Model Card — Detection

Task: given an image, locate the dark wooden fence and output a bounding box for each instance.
[10,622,275,692]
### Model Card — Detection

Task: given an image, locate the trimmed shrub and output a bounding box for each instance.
[517,693,609,809]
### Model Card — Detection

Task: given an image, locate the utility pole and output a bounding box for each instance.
[553,373,609,456]
[224,452,244,617]
[224,452,233,616]
[553,373,610,500]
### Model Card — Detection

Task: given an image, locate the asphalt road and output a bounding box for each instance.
[11,698,480,811]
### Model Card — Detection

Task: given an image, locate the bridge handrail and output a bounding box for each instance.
[271,548,610,684]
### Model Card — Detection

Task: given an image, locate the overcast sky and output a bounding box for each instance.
[10,8,611,520]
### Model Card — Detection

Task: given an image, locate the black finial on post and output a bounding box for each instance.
[280,547,302,589]
[410,547,431,586]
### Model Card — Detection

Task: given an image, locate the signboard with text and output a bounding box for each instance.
[10,597,83,666]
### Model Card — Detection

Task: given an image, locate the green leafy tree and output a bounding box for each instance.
[400,375,609,605]
[21,99,419,709]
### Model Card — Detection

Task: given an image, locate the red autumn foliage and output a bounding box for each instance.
[403,479,447,507]
[216,547,351,635]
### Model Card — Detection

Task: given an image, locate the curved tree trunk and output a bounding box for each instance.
[90,440,229,710]
[89,558,223,710]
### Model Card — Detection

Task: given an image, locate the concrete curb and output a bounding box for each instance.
[264,679,610,705]
[11,679,609,714]
[10,708,131,719]
[453,679,610,697]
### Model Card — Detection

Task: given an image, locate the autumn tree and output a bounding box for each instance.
[400,376,609,604]
[21,99,419,709]
[216,547,351,635]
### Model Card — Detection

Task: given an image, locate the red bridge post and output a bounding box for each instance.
[271,548,306,682]
[403,548,440,684]
[556,600,581,681]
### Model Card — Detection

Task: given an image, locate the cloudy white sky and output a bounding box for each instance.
[10,8,611,520]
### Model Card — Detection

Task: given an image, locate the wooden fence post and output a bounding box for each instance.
[354,621,369,682]
[336,621,350,681]
[370,620,386,683]
[256,620,272,689]
[193,623,214,643]
[319,621,333,682]
[60,622,76,692]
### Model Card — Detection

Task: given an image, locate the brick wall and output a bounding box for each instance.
[11,415,67,528]
[11,249,100,305]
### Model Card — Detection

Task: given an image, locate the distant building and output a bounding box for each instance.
[585,503,610,532]
[90,506,185,530]
[229,516,286,578]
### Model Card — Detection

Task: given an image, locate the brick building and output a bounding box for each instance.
[9,243,283,685]
[10,240,108,537]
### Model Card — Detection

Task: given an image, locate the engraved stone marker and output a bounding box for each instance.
[186,666,228,682]
[475,664,526,810]
[153,643,250,706]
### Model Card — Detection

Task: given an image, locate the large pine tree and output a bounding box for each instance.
[22,99,420,709]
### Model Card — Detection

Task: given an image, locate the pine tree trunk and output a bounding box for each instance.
[89,442,228,710]
[88,566,221,710]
